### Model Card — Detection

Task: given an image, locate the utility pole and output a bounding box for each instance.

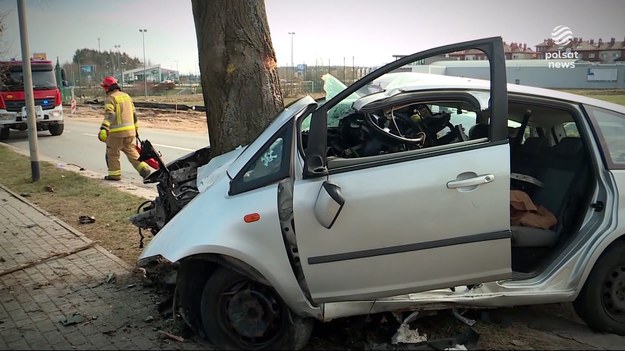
[17,0,40,182]
[77,57,82,97]
[114,44,123,88]
[174,60,179,82]
[139,29,148,98]
[97,37,100,52]
[288,32,295,96]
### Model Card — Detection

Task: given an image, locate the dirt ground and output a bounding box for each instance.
[67,103,208,133]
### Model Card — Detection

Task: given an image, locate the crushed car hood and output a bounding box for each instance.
[196,146,245,193]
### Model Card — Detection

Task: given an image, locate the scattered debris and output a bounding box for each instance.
[19,192,30,197]
[59,312,86,326]
[78,215,96,224]
[479,310,512,327]
[511,339,524,346]
[20,223,37,228]
[391,311,428,345]
[158,330,185,342]
[428,327,480,351]
[0,243,95,278]
[144,315,155,323]
[45,185,55,192]
[163,270,177,285]
[0,257,4,263]
[452,308,476,326]
[105,273,116,284]
[127,284,136,289]
[158,296,174,318]
[67,163,86,171]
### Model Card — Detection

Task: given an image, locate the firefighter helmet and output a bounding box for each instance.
[100,76,118,90]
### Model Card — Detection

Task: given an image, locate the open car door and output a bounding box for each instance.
[292,37,511,303]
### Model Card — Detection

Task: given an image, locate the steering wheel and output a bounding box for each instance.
[363,112,425,145]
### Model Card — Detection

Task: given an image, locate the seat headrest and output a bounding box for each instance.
[553,137,583,158]
[469,124,489,140]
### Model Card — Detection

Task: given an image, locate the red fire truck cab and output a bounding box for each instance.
[0,60,64,140]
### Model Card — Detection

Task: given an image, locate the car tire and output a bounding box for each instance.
[49,124,64,136]
[0,128,9,141]
[200,266,313,350]
[574,241,625,335]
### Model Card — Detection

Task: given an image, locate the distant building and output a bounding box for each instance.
[393,37,625,64]
[121,64,179,84]
[446,42,537,61]
[535,37,625,63]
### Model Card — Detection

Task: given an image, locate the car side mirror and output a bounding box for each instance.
[314,181,345,229]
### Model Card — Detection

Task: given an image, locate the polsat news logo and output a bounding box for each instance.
[546,25,579,68]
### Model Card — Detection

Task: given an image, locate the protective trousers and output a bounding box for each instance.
[105,136,151,178]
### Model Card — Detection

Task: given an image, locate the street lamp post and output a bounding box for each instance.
[288,32,295,95]
[139,29,148,98]
[114,44,122,88]
[174,60,179,82]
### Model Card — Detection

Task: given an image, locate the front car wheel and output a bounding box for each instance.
[574,241,625,334]
[200,267,313,350]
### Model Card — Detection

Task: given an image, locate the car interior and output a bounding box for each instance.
[300,90,596,277]
[505,99,595,274]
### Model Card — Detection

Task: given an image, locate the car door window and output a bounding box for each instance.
[229,123,292,195]
[244,137,284,182]
[563,122,580,138]
[321,94,485,170]
[585,105,625,169]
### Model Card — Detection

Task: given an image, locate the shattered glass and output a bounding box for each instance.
[323,74,361,127]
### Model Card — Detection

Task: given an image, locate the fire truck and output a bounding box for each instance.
[0,60,64,140]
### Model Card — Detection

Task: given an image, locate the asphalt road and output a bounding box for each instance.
[3,120,208,189]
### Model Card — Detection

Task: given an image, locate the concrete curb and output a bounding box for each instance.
[0,182,134,272]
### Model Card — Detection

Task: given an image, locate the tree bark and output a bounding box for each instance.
[191,0,283,156]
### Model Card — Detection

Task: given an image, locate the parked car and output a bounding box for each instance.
[131,37,625,350]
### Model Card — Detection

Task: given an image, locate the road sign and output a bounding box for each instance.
[70,98,76,114]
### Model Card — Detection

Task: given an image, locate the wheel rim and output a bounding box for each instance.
[601,264,625,321]
[217,280,287,349]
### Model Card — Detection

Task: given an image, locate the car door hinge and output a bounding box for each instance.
[591,201,604,212]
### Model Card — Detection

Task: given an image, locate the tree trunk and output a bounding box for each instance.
[191,0,283,156]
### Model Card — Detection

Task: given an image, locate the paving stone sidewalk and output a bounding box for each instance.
[0,184,207,350]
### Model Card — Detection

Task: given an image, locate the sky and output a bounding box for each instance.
[0,0,624,75]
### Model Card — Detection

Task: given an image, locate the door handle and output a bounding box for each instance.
[447,174,495,189]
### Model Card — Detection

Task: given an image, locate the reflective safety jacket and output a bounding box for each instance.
[100,90,138,138]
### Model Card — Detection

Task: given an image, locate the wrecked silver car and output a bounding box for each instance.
[131,37,625,349]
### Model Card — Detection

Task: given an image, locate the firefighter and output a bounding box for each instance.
[98,76,151,181]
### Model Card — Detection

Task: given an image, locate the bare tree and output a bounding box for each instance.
[0,13,7,78]
[0,11,6,56]
[191,0,283,156]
